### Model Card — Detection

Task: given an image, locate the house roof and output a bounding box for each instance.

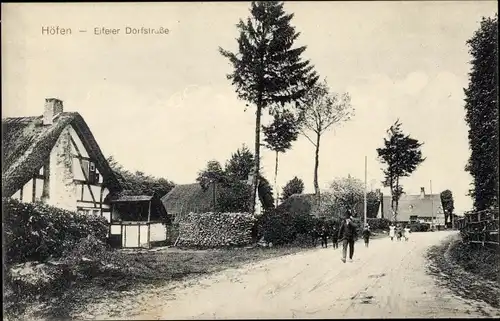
[2,112,122,197]
[161,181,269,219]
[381,193,443,222]
[277,193,316,216]
[161,183,217,218]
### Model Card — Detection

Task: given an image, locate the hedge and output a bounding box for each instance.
[366,218,391,231]
[177,212,256,248]
[256,208,322,246]
[3,197,109,264]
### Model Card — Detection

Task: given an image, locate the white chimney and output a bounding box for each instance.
[43,98,64,125]
[420,187,425,199]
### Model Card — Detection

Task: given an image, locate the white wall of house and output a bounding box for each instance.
[12,124,112,216]
[47,126,77,211]
[150,223,167,242]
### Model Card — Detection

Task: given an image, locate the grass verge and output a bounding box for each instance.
[426,233,500,316]
[4,245,311,320]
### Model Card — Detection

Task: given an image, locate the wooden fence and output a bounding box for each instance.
[458,208,499,246]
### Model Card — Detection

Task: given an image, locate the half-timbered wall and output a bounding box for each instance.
[12,124,113,217]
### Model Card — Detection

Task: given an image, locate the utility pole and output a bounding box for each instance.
[430,180,434,231]
[364,156,367,226]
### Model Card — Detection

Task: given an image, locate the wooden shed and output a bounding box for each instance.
[108,194,170,248]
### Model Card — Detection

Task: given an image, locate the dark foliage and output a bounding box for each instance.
[440,189,455,225]
[463,15,499,211]
[281,176,305,201]
[107,156,175,198]
[3,197,108,265]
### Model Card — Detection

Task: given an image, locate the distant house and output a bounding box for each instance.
[380,187,445,226]
[2,98,168,248]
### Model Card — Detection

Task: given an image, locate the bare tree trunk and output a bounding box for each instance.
[314,133,321,205]
[390,177,395,222]
[394,176,400,222]
[274,150,279,208]
[251,102,262,215]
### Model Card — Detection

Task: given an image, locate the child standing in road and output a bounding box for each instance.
[404,225,411,241]
[389,224,396,241]
[331,224,339,249]
[396,224,403,241]
[362,224,371,247]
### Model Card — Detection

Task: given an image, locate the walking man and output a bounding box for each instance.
[320,224,328,248]
[338,211,358,263]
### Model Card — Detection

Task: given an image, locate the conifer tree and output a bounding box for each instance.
[220,1,318,214]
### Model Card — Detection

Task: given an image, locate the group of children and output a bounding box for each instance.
[389,223,411,241]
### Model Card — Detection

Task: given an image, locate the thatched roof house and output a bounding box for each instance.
[161,183,216,220]
[2,109,121,199]
[161,181,267,220]
[2,98,122,215]
[276,193,316,216]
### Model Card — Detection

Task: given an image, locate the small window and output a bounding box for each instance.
[89,162,95,171]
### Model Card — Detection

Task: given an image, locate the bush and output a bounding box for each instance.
[256,207,321,246]
[3,197,109,265]
[177,212,256,248]
[366,218,391,231]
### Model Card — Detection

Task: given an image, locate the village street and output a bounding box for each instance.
[83,231,499,320]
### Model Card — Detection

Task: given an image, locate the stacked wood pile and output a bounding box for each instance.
[177,212,256,248]
[459,208,499,246]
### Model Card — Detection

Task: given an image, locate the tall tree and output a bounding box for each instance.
[366,191,381,218]
[220,1,318,215]
[196,160,226,190]
[262,110,300,206]
[329,175,364,218]
[224,145,275,211]
[224,145,254,181]
[463,15,499,211]
[376,120,426,221]
[298,79,353,203]
[281,176,305,201]
[440,189,455,225]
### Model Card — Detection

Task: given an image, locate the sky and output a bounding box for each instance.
[2,1,498,214]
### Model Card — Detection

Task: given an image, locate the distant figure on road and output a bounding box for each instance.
[320,225,328,248]
[362,224,371,247]
[404,225,411,241]
[338,211,358,263]
[331,224,339,249]
[396,224,403,241]
[389,224,396,241]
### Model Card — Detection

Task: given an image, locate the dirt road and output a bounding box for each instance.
[88,231,499,319]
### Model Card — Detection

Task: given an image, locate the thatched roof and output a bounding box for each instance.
[277,193,316,216]
[161,183,217,218]
[2,112,122,197]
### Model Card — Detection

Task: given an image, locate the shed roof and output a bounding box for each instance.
[110,195,153,202]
